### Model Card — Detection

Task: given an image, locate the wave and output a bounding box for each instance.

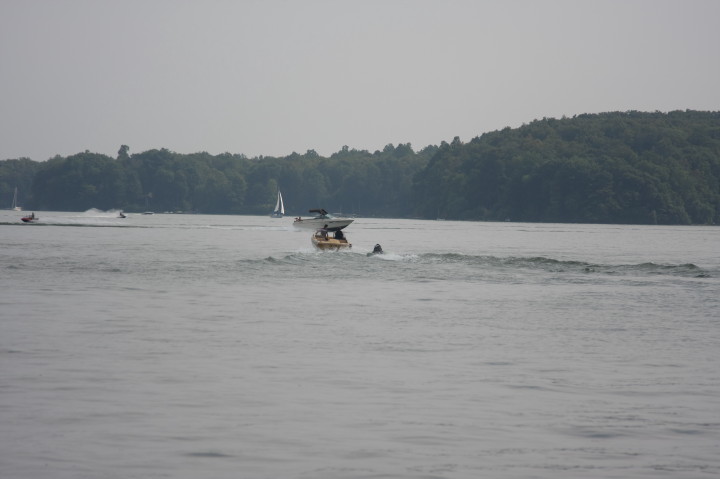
[259,250,711,279]
[421,253,710,278]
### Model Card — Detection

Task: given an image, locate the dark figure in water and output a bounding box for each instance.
[373,244,383,254]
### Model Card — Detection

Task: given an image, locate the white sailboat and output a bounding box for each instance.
[270,190,285,218]
[11,187,22,211]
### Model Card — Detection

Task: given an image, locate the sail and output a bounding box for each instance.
[271,190,284,217]
[11,187,22,211]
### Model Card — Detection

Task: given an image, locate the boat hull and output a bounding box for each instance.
[311,233,351,250]
[21,216,37,223]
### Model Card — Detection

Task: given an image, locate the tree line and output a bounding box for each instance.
[414,110,720,224]
[1,143,435,217]
[2,110,719,225]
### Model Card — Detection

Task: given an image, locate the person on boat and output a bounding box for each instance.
[373,244,383,254]
[321,224,329,240]
[31,212,35,219]
[334,229,344,240]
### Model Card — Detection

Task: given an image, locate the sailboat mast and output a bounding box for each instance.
[11,187,21,211]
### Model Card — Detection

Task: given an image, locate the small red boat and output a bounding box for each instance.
[21,213,38,223]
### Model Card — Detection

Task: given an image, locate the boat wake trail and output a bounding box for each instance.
[421,253,710,278]
[258,251,711,282]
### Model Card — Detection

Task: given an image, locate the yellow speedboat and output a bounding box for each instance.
[311,228,351,251]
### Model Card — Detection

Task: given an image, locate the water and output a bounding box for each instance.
[1,210,719,478]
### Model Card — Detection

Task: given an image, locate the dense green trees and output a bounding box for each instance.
[32,152,133,211]
[0,158,41,209]
[2,144,434,216]
[2,110,719,224]
[413,111,720,224]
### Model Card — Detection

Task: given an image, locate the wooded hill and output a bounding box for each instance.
[2,110,719,225]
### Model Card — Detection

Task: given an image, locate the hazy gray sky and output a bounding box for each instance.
[2,0,719,161]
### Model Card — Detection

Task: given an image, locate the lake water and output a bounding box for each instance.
[1,210,719,478]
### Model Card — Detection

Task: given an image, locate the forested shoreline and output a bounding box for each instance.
[2,110,719,225]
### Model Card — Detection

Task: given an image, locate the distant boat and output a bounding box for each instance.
[21,212,38,223]
[270,190,285,218]
[11,187,22,211]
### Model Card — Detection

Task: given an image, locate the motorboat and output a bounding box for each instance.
[293,209,353,231]
[21,213,38,223]
[311,228,351,250]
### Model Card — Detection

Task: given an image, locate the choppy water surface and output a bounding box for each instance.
[1,210,719,478]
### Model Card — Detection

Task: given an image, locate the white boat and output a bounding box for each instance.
[11,187,22,211]
[270,190,285,218]
[293,209,354,231]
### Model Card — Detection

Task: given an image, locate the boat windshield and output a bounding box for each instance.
[308,208,332,219]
